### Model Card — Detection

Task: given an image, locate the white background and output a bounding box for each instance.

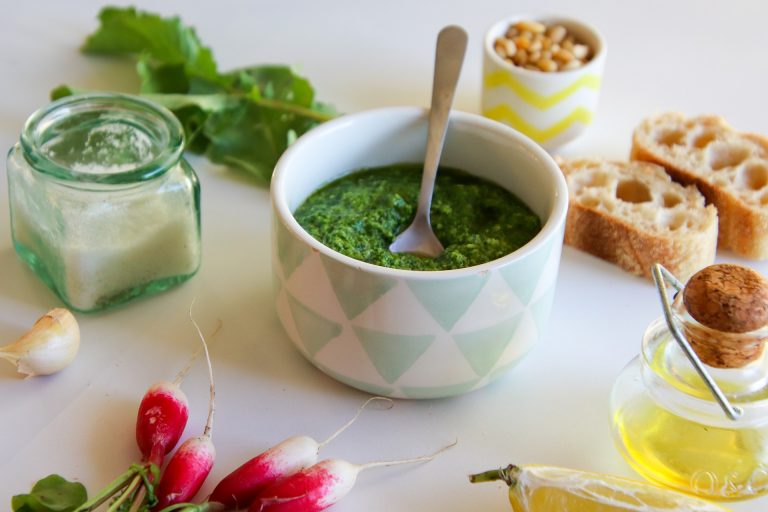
[1,1,768,510]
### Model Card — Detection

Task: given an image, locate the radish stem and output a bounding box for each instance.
[160,503,224,512]
[73,466,141,512]
[106,474,141,512]
[173,319,222,386]
[357,439,457,470]
[127,464,161,512]
[188,301,215,438]
[317,396,393,449]
[126,487,146,512]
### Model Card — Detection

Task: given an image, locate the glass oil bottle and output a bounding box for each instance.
[610,263,768,500]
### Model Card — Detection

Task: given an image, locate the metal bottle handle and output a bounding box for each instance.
[652,263,744,421]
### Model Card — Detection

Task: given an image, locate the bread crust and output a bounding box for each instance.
[560,158,718,281]
[631,112,768,259]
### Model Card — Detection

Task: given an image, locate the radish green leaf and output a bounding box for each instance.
[53,6,336,184]
[11,475,87,512]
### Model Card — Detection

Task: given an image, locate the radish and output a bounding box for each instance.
[152,435,216,509]
[136,320,221,467]
[152,308,218,510]
[250,442,456,512]
[209,397,391,509]
[136,380,190,467]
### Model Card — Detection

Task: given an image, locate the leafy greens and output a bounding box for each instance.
[11,474,87,512]
[52,6,336,183]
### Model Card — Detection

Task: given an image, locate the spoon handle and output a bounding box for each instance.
[417,25,468,220]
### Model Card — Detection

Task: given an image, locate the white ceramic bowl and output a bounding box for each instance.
[482,14,607,149]
[271,107,568,398]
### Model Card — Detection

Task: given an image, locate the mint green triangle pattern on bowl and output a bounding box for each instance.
[405,273,489,331]
[272,213,562,399]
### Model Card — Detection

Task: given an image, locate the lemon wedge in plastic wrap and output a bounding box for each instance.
[469,464,730,511]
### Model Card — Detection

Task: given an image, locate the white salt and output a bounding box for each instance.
[11,171,200,311]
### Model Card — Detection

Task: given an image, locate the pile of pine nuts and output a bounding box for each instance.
[493,20,592,72]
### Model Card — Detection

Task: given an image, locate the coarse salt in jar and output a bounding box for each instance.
[610,263,768,501]
[6,93,201,312]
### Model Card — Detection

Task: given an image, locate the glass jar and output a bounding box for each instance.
[610,294,768,501]
[6,93,201,312]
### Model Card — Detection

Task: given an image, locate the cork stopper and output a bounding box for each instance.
[681,264,768,368]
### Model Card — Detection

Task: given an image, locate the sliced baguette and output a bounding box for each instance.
[631,112,768,259]
[559,158,718,281]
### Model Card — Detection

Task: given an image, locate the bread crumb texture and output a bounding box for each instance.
[559,158,717,280]
[635,113,768,201]
[632,112,768,259]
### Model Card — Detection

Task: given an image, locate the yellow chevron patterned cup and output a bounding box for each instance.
[482,15,606,149]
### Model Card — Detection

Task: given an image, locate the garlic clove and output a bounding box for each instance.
[0,308,80,377]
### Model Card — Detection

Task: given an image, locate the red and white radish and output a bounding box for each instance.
[136,380,190,467]
[152,307,218,510]
[208,396,391,509]
[250,442,456,512]
[152,435,216,509]
[207,435,316,509]
[135,320,222,467]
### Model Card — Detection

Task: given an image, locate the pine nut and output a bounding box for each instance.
[562,60,582,71]
[514,52,528,66]
[493,19,594,73]
[554,48,574,62]
[514,35,531,50]
[572,44,590,60]
[547,25,567,43]
[516,20,546,33]
[494,37,517,58]
[537,58,558,72]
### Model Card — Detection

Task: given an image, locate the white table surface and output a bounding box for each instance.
[2,1,768,510]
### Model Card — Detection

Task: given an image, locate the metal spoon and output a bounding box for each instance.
[389,25,468,258]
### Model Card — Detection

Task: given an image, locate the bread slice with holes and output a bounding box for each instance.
[559,158,718,280]
[631,112,768,259]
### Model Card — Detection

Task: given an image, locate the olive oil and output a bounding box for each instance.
[613,395,768,500]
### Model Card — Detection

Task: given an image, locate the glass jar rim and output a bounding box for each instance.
[20,92,185,184]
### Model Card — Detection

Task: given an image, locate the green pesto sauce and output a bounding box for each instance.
[294,164,542,271]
